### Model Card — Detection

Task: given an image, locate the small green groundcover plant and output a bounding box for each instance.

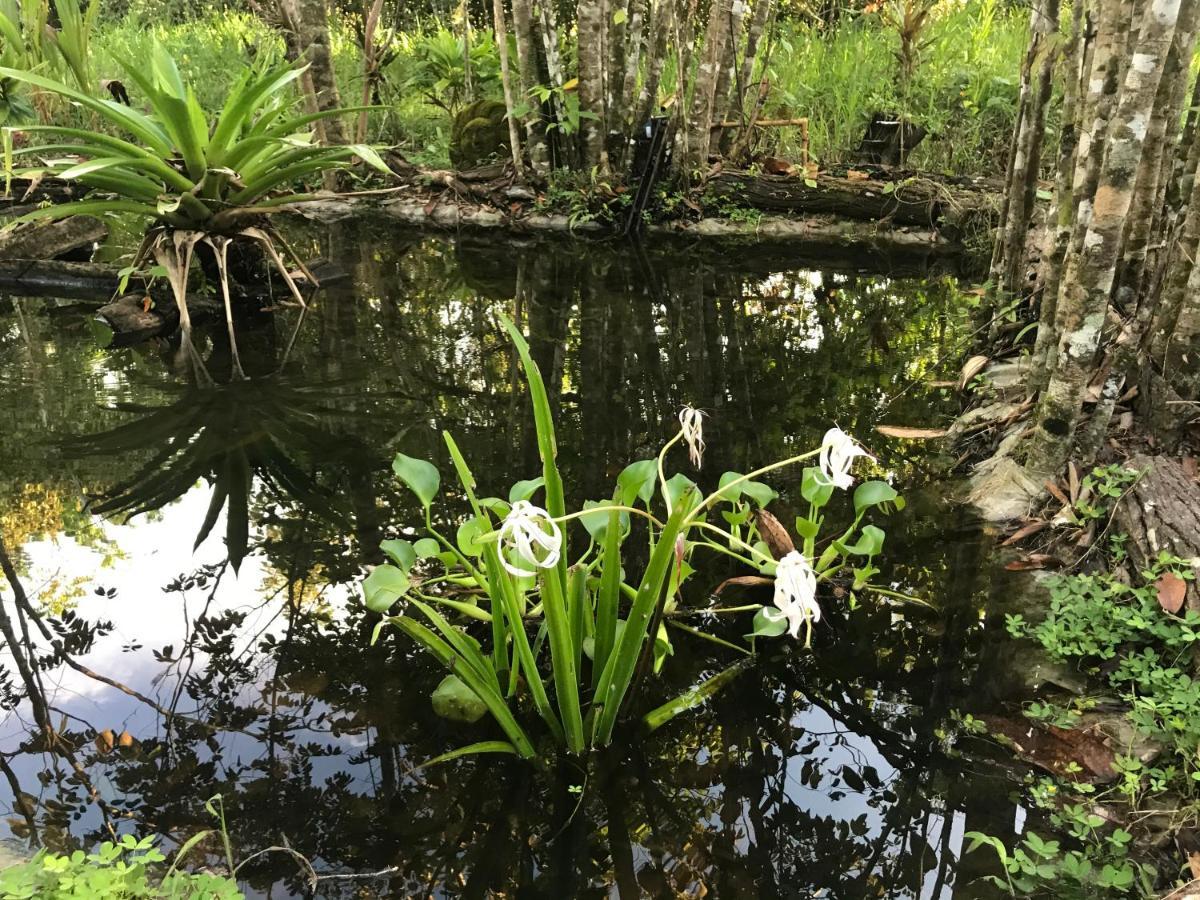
[0,834,243,899]
[363,315,908,761]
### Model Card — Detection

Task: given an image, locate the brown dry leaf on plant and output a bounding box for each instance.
[755,509,796,560]
[1157,572,1187,615]
[875,425,949,439]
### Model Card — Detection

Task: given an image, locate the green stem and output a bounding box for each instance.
[689,448,823,521]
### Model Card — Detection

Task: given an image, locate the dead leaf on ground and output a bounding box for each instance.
[761,157,795,176]
[1000,520,1049,547]
[1068,462,1080,504]
[1188,851,1200,881]
[875,425,949,439]
[1157,572,1187,615]
[1004,553,1064,571]
[1044,480,1072,507]
[1183,457,1199,480]
[713,575,774,595]
[755,509,795,560]
[978,714,1117,782]
[958,354,989,391]
[846,169,870,181]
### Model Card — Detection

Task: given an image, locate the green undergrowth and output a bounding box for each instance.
[965,465,1200,897]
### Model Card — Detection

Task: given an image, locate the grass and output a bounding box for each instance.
[86,2,1027,176]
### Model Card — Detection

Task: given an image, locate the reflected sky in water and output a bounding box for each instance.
[0,228,1030,897]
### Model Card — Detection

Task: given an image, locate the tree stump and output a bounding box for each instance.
[1113,454,1200,611]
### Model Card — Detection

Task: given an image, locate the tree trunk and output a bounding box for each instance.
[1031,0,1086,390]
[617,0,649,148]
[512,0,549,171]
[291,0,347,145]
[1025,0,1182,478]
[709,0,746,154]
[356,0,385,144]
[492,0,526,172]
[1116,0,1200,306]
[577,0,608,170]
[634,0,671,129]
[726,0,772,153]
[682,0,734,173]
[1149,141,1200,364]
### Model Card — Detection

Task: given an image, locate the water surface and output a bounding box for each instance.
[0,226,1030,897]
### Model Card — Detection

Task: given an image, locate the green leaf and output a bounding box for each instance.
[804,177,818,188]
[414,537,441,559]
[717,471,745,502]
[742,480,778,507]
[747,605,788,639]
[363,564,410,612]
[612,7,628,23]
[430,673,487,723]
[413,740,520,770]
[456,515,490,557]
[652,620,673,674]
[617,459,657,506]
[794,515,820,541]
[853,480,901,514]
[380,539,416,571]
[801,466,834,507]
[393,452,440,507]
[665,473,699,512]
[509,476,545,503]
[579,500,629,542]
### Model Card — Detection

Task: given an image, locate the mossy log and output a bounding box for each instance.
[1113,454,1200,611]
[0,216,107,261]
[705,171,1004,237]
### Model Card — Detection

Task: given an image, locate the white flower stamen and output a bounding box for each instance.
[818,426,874,490]
[497,500,562,578]
[773,551,820,639]
[679,406,706,469]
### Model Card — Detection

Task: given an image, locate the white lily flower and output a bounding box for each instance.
[773,550,820,638]
[679,406,706,469]
[497,500,562,578]
[818,426,874,490]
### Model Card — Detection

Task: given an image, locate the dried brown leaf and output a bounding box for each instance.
[755,509,795,560]
[958,355,989,391]
[1068,462,1080,504]
[1044,480,1071,507]
[1157,572,1187,615]
[1000,519,1049,547]
[846,169,870,181]
[1004,553,1064,571]
[874,425,949,439]
[713,575,774,595]
[95,729,114,755]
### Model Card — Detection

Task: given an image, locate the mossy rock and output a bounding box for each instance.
[450,99,510,170]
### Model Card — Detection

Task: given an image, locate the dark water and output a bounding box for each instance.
[0,225,1035,898]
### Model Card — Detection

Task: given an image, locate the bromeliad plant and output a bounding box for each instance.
[364,315,906,760]
[0,42,388,376]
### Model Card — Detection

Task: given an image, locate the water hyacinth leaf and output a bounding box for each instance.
[617,459,657,506]
[363,564,410,613]
[393,453,439,508]
[431,674,487,723]
[747,605,789,639]
[717,471,745,502]
[794,515,820,541]
[413,537,441,559]
[854,480,902,515]
[380,539,416,571]
[479,496,511,516]
[509,476,544,503]
[665,473,700,513]
[801,466,835,507]
[456,515,490,557]
[579,500,630,541]
[722,507,752,526]
[742,480,778,508]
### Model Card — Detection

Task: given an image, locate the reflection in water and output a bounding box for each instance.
[0,228,1027,896]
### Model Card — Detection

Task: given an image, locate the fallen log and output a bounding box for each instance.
[1113,454,1200,611]
[92,293,221,348]
[704,170,1003,237]
[0,216,106,261]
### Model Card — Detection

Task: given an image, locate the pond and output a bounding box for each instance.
[0,224,1035,897]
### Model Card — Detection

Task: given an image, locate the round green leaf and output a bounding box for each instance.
[430,674,487,723]
[380,539,416,571]
[456,515,490,557]
[413,537,440,559]
[617,459,658,506]
[801,466,835,507]
[579,500,630,542]
[853,480,900,515]
[393,452,440,508]
[363,564,410,613]
[508,477,544,503]
[747,605,788,639]
[742,480,779,508]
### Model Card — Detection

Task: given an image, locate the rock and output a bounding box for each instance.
[967,456,1043,522]
[504,185,536,202]
[450,99,510,170]
[983,357,1034,397]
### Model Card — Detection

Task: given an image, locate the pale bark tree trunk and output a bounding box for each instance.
[634,0,671,128]
[617,0,648,141]
[709,0,746,148]
[356,0,385,144]
[672,0,700,166]
[462,0,474,100]
[1025,0,1183,478]
[1116,0,1200,305]
[730,0,772,124]
[1031,0,1087,390]
[578,0,609,170]
[1149,140,1200,364]
[493,0,526,171]
[293,0,347,145]
[682,0,734,173]
[513,0,549,171]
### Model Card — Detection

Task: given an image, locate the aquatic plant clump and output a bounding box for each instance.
[364,315,906,760]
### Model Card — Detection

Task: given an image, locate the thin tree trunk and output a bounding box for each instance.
[1116,0,1200,305]
[731,0,772,125]
[1031,0,1087,390]
[578,0,608,170]
[672,0,700,165]
[709,0,746,153]
[634,0,671,129]
[682,0,734,173]
[1150,137,1200,363]
[617,0,649,144]
[295,0,347,145]
[512,0,549,171]
[356,0,385,144]
[493,0,525,171]
[1026,0,1182,477]
[462,0,474,100]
